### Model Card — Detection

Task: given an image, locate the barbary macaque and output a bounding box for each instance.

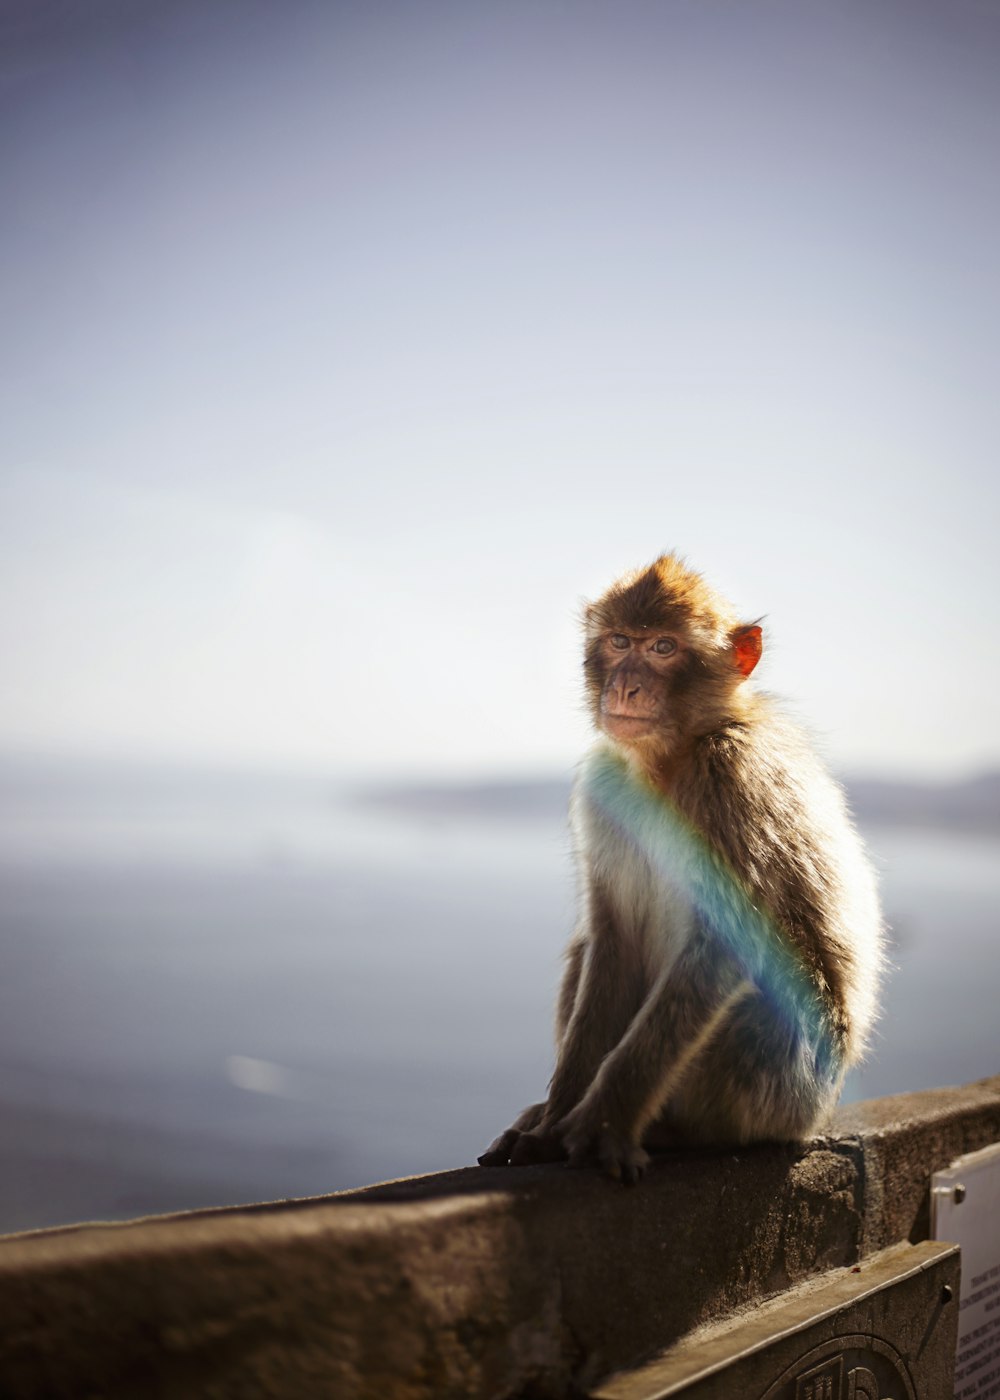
[479,554,883,1184]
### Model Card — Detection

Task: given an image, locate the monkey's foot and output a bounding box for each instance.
[478,1128,566,1167]
[478,1103,550,1167]
[508,1128,567,1166]
[478,1128,521,1167]
[563,1121,650,1185]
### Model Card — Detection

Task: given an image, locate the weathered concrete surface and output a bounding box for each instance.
[835,1075,1000,1253]
[0,1075,997,1399]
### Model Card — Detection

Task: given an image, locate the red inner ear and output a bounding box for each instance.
[732,625,763,678]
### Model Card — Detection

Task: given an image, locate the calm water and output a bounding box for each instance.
[0,765,997,1234]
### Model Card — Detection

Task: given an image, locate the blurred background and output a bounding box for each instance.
[1,0,998,1234]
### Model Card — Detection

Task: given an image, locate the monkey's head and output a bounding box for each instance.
[583,554,763,757]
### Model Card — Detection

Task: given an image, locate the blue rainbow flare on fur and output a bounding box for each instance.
[579,746,844,1089]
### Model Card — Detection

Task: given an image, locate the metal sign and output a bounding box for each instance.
[591,1240,959,1399]
[933,1140,1000,1400]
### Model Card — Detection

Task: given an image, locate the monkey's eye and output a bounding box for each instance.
[609,634,631,650]
[653,637,677,656]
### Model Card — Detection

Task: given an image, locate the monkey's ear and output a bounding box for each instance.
[731,624,763,678]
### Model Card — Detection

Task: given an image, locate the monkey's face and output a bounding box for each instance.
[583,557,763,759]
[591,630,685,745]
[586,622,761,758]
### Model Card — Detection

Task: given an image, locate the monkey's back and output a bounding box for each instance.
[672,703,884,1064]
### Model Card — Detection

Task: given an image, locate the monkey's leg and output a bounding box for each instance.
[675,993,846,1146]
[556,945,756,1183]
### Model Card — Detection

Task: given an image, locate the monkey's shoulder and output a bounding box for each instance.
[572,718,837,829]
[686,715,880,930]
[693,705,820,776]
[573,723,867,895]
[686,710,851,830]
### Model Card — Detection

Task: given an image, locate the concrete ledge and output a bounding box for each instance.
[1,1075,998,1398]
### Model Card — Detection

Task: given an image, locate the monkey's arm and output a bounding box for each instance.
[555,934,755,1182]
[477,934,589,1167]
[545,928,647,1122]
[479,884,640,1168]
[555,932,586,1041]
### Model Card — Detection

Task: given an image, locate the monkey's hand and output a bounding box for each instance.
[478,1102,554,1167]
[556,1103,650,1186]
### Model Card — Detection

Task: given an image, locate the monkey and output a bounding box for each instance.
[479,553,883,1184]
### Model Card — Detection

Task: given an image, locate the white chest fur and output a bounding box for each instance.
[571,745,697,974]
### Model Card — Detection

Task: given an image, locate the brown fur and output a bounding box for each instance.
[479,554,883,1183]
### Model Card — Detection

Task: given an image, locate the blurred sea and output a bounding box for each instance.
[0,757,997,1235]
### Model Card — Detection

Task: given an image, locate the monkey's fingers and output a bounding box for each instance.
[618,1150,649,1187]
[598,1135,649,1187]
[567,1146,595,1171]
[568,1128,649,1185]
[478,1128,520,1167]
[509,1129,566,1166]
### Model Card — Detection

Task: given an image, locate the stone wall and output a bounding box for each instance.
[0,1075,998,1398]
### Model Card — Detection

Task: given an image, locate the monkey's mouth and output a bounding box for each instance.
[601,711,658,739]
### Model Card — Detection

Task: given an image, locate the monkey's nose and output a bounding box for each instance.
[626,684,641,701]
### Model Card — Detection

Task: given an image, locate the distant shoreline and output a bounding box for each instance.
[0,754,997,835]
[358,772,1000,834]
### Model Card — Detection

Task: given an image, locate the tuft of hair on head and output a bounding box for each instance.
[586,553,741,649]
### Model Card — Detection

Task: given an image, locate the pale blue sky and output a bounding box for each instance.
[2,0,998,779]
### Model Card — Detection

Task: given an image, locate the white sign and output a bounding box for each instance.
[933,1140,1000,1400]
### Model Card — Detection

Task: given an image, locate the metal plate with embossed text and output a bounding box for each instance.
[591,1240,960,1400]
